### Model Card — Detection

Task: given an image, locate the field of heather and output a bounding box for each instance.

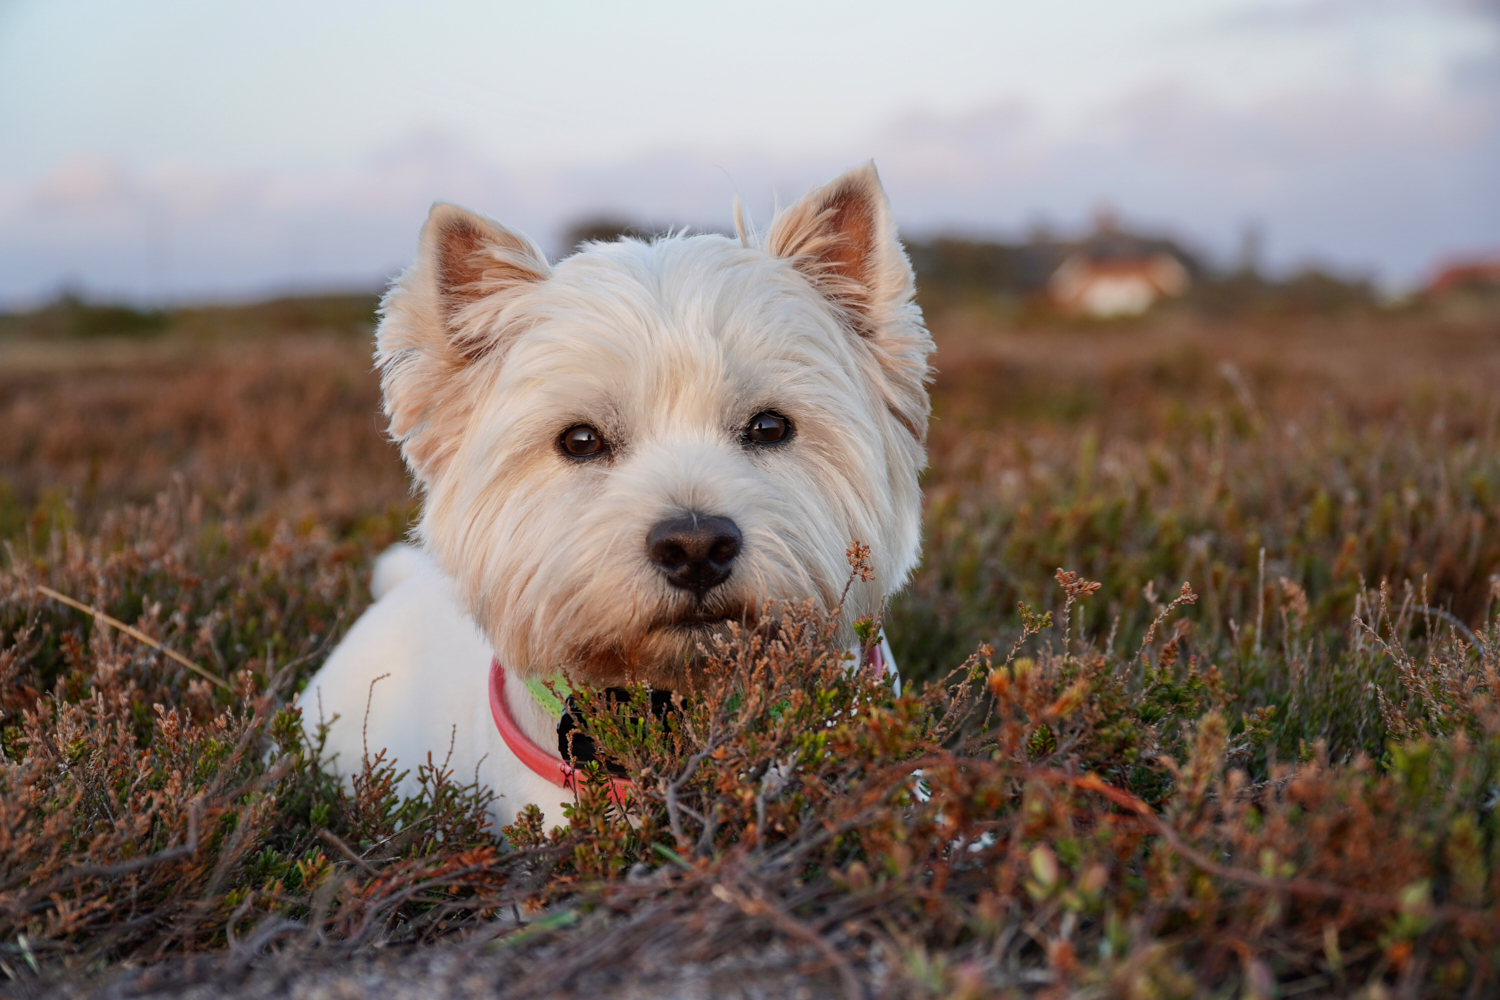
[2,294,1499,998]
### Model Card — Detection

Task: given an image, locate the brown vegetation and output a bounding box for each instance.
[1,297,1499,997]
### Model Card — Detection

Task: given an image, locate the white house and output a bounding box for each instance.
[1047,252,1191,318]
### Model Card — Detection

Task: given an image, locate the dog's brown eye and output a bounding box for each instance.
[560,424,606,458]
[745,411,790,445]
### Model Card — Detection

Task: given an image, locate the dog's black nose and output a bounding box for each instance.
[647,513,742,597]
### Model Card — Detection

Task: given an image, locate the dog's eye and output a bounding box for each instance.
[744,411,791,445]
[560,424,607,458]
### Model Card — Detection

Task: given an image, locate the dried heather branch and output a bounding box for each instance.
[35,584,230,690]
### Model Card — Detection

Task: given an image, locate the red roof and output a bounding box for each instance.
[1426,259,1500,297]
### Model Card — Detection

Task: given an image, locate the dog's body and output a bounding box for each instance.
[303,164,933,828]
[307,544,577,824]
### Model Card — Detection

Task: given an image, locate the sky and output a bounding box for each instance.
[0,0,1496,306]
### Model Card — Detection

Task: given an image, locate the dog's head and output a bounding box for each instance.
[377,163,933,688]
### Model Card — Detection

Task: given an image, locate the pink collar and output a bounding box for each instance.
[488,657,632,799]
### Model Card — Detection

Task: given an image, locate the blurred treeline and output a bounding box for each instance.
[568,215,1387,318]
[0,218,1471,340]
[906,235,1377,316]
[0,292,379,341]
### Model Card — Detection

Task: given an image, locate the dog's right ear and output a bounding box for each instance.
[377,203,550,484]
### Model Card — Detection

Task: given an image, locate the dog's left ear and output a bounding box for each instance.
[378,203,551,484]
[766,163,932,441]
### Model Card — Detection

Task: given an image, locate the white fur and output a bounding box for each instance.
[303,555,571,825]
[303,164,933,829]
[369,542,428,601]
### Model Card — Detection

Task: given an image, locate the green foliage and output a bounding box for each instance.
[65,302,172,338]
[0,295,171,340]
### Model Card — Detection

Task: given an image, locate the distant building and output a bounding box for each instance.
[1040,208,1195,318]
[1047,251,1191,318]
[902,208,1202,315]
[1425,258,1500,299]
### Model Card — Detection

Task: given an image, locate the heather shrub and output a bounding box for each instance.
[3,302,1499,996]
[3,502,1498,996]
[507,565,1500,997]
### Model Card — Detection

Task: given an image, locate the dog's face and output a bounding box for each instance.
[377,164,933,688]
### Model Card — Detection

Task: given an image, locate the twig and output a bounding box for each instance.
[36,584,230,690]
[1255,547,1265,658]
[1135,582,1198,663]
[712,881,864,1000]
[1417,605,1480,648]
[662,745,716,844]
[318,829,378,877]
[1219,360,1265,433]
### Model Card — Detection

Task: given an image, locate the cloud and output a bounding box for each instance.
[1450,0,1500,21]
[863,79,1499,279]
[0,77,1495,306]
[1218,0,1500,29]
[1219,0,1416,29]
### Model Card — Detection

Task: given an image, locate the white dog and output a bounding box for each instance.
[302,163,933,829]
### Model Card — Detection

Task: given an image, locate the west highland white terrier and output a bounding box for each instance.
[303,163,934,827]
